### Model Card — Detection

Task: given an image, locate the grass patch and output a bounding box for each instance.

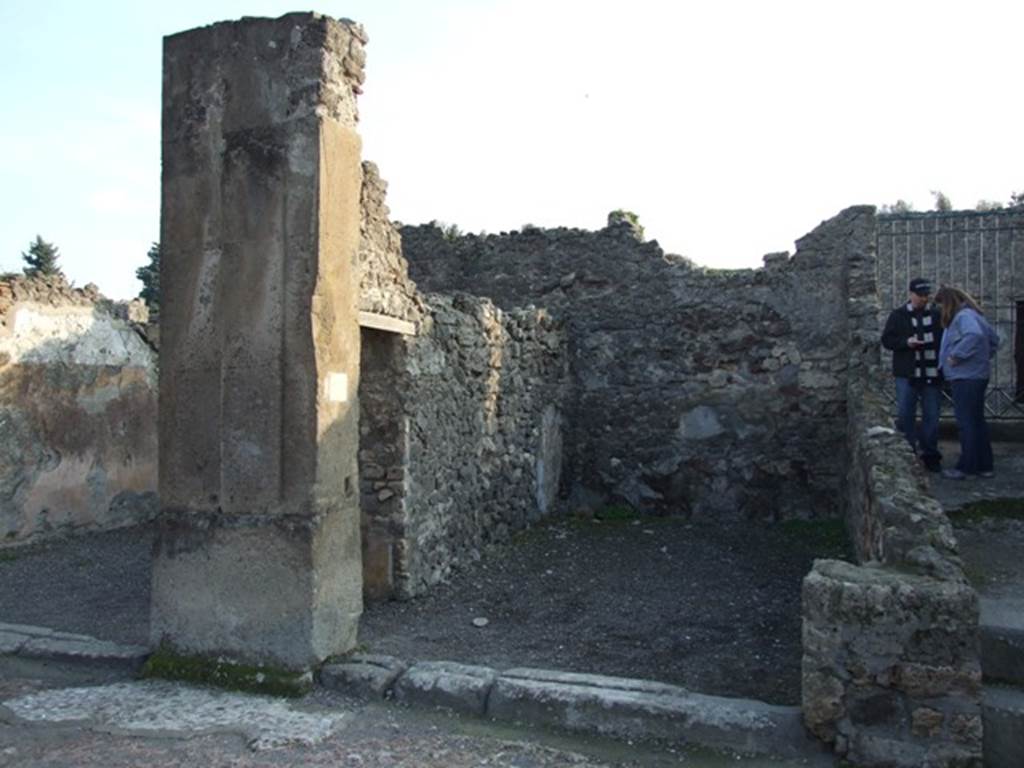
[779,518,852,560]
[0,549,20,562]
[950,498,1024,525]
[594,504,637,521]
[142,646,312,698]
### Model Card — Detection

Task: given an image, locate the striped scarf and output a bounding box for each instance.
[907,303,938,380]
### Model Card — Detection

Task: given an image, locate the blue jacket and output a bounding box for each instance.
[938,308,1000,380]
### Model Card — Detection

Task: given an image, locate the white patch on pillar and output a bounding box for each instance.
[326,372,348,403]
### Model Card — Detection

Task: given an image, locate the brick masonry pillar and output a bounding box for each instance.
[152,13,367,669]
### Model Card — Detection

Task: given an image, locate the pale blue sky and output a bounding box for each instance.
[1,0,1021,299]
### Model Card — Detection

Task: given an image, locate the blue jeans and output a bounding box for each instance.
[950,379,993,474]
[895,378,942,468]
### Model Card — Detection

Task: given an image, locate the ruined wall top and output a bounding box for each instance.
[163,13,368,134]
[0,274,148,337]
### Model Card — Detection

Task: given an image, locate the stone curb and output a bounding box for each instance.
[318,655,825,760]
[0,622,149,672]
[980,623,1024,687]
[983,684,1024,768]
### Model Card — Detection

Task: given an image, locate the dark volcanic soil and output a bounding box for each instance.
[359,515,847,705]
[0,515,848,706]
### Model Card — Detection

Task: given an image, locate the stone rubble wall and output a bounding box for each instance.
[358,161,424,324]
[0,275,158,545]
[400,210,868,521]
[359,290,568,600]
[801,212,983,767]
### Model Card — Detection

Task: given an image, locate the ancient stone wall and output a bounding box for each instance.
[358,161,424,324]
[358,193,568,599]
[801,215,982,767]
[401,210,868,520]
[0,275,157,544]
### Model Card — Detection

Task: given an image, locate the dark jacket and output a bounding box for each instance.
[881,303,944,380]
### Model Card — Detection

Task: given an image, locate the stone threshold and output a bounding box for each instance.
[0,622,148,673]
[6,626,1017,766]
[319,654,828,761]
[0,624,823,760]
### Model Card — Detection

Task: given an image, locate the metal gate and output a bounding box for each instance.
[876,209,1024,419]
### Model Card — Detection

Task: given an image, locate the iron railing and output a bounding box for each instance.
[877,209,1024,419]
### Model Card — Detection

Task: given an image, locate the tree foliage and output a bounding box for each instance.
[21,235,63,278]
[879,199,915,214]
[1010,190,1024,210]
[136,242,161,315]
[930,190,952,212]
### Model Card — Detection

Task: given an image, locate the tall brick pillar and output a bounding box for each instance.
[152,13,367,669]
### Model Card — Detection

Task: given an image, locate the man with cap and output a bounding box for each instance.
[882,277,944,471]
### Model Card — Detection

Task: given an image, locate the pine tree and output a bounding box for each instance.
[136,242,160,315]
[21,235,63,278]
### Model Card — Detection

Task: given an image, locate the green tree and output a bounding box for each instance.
[1009,190,1024,210]
[21,235,63,278]
[930,190,952,212]
[136,242,161,315]
[975,200,1003,212]
[879,199,915,214]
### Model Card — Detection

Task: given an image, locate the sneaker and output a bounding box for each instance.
[979,471,995,478]
[942,469,967,480]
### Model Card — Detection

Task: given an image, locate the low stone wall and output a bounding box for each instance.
[801,219,982,767]
[359,292,568,599]
[401,208,873,521]
[0,276,158,545]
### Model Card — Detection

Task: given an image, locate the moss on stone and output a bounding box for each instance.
[951,497,1024,525]
[780,518,852,560]
[141,646,312,698]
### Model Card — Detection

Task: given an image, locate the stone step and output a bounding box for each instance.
[980,597,1024,686]
[983,684,1024,768]
[0,622,149,673]
[321,656,831,761]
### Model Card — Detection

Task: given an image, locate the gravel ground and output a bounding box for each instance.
[0,513,848,706]
[360,515,845,705]
[928,438,1024,513]
[0,526,151,646]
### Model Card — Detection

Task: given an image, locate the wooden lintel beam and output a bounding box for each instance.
[358,311,416,336]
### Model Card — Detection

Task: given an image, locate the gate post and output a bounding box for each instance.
[152,13,366,669]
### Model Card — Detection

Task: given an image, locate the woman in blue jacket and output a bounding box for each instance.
[934,286,1001,479]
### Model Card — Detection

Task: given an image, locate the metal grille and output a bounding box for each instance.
[876,209,1024,419]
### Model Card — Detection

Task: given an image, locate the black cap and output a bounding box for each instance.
[909,278,931,296]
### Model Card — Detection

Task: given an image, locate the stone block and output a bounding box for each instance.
[489,668,816,759]
[151,511,361,670]
[802,559,982,766]
[319,654,406,698]
[0,630,28,655]
[983,685,1024,768]
[980,623,1024,686]
[392,661,497,716]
